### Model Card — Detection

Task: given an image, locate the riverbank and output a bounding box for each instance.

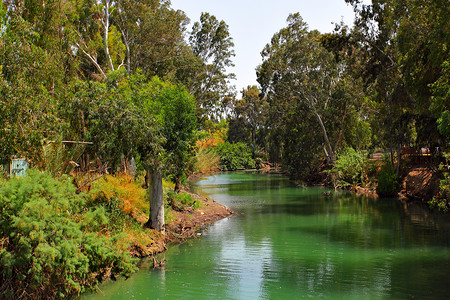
[0,171,234,299]
[130,190,233,259]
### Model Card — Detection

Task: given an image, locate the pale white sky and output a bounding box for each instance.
[170,0,358,95]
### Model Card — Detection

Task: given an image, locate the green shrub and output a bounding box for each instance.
[85,193,131,233]
[429,152,450,212]
[376,163,399,197]
[331,147,373,188]
[165,190,202,211]
[215,142,256,171]
[0,170,137,299]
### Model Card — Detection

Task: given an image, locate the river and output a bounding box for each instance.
[84,171,450,299]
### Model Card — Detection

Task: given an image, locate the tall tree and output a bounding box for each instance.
[0,7,61,165]
[345,0,449,158]
[228,86,268,148]
[258,14,342,164]
[187,12,236,120]
[256,13,370,178]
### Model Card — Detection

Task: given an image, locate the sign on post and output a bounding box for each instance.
[10,158,28,177]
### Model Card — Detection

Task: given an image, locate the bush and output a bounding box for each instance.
[194,148,220,174]
[429,152,450,212]
[165,190,202,212]
[376,163,399,197]
[0,170,137,299]
[89,174,149,218]
[215,142,255,171]
[331,147,373,188]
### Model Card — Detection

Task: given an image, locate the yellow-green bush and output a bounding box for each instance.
[0,170,137,299]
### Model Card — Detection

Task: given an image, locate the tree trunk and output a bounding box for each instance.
[301,90,335,164]
[103,0,114,72]
[145,169,165,232]
[311,104,335,163]
[396,143,401,175]
[174,175,181,193]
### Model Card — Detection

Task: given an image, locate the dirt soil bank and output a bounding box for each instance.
[130,191,233,259]
[165,192,234,242]
[400,167,441,203]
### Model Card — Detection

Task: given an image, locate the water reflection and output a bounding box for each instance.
[84,171,450,299]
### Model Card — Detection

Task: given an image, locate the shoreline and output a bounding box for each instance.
[129,189,233,260]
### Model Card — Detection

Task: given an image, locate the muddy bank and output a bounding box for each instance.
[129,191,233,259]
[165,192,234,243]
[400,167,441,202]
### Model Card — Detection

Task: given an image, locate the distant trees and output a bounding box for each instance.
[249,1,448,182]
[228,86,268,147]
[256,13,369,179]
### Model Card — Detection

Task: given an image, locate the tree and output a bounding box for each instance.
[142,77,197,192]
[258,14,345,165]
[430,60,450,139]
[255,13,372,179]
[187,12,236,120]
[0,9,61,165]
[228,86,268,148]
[344,0,449,163]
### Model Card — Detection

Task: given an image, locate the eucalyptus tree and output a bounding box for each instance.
[155,81,197,192]
[258,14,345,165]
[344,0,449,155]
[228,86,269,149]
[0,6,62,165]
[187,12,236,120]
[129,76,196,228]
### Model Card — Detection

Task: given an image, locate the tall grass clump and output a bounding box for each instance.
[195,148,220,174]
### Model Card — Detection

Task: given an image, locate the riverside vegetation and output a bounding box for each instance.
[0,0,449,298]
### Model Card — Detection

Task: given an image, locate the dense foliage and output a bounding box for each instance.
[376,163,400,197]
[0,171,137,299]
[215,142,255,171]
[330,148,374,188]
[429,152,450,212]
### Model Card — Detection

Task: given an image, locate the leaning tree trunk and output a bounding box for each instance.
[145,169,165,233]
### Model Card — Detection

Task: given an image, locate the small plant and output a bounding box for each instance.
[41,138,86,177]
[376,162,399,197]
[429,152,450,212]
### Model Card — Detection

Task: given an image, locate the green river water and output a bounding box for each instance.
[84,172,450,299]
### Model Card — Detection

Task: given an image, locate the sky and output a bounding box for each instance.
[170,0,358,96]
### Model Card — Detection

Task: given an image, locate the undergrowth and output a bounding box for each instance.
[165,190,202,211]
[0,170,137,299]
[0,170,207,299]
[429,152,450,212]
[329,148,377,189]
